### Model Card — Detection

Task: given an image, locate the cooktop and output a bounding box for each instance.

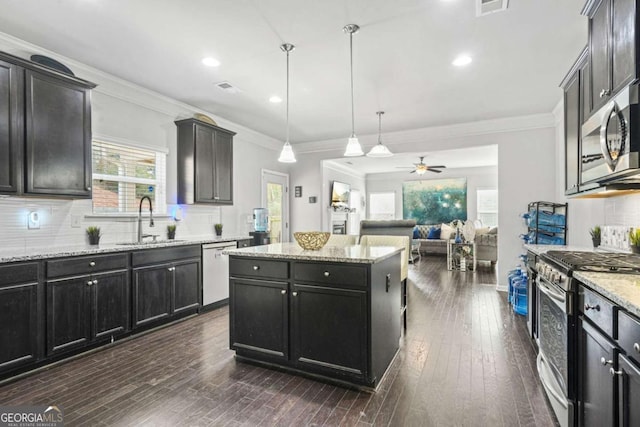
[542,250,640,274]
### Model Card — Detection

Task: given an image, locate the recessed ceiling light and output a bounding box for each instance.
[202,57,220,67]
[452,55,472,67]
[269,95,282,103]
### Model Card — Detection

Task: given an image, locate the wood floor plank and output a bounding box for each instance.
[0,255,558,426]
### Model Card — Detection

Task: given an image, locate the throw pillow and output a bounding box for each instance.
[488,227,498,234]
[427,227,441,239]
[440,223,454,240]
[476,227,491,235]
[413,226,420,239]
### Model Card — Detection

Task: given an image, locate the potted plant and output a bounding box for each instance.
[214,223,223,237]
[86,226,101,245]
[167,224,177,240]
[630,228,640,254]
[589,225,601,248]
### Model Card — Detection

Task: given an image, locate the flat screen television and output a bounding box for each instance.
[330,181,350,208]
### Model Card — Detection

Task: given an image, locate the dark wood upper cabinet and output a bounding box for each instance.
[0,59,23,194]
[583,0,639,117]
[25,71,92,197]
[0,51,95,198]
[176,118,235,205]
[561,48,588,195]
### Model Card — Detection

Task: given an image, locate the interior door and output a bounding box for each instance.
[261,170,289,243]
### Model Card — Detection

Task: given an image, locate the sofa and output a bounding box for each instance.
[415,223,498,263]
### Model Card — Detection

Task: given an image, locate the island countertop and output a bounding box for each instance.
[224,242,404,264]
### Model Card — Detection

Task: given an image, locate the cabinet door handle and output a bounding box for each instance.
[168,267,175,272]
[214,196,220,200]
[281,289,286,295]
[585,304,600,311]
[292,291,298,297]
[93,279,98,285]
[600,357,612,366]
[87,280,93,286]
[86,186,92,191]
[89,261,96,267]
[599,89,610,98]
[634,343,640,353]
[610,367,623,376]
[323,271,330,277]
[253,265,260,271]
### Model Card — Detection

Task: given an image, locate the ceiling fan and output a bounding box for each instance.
[397,156,446,175]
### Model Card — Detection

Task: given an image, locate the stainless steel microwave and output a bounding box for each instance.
[581,85,640,186]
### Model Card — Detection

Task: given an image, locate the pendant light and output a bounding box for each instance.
[367,111,393,157]
[343,24,364,157]
[278,43,297,163]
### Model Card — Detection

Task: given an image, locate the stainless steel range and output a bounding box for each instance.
[535,250,640,427]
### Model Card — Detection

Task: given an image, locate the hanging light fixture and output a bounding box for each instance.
[367,111,393,157]
[278,43,297,163]
[343,24,364,157]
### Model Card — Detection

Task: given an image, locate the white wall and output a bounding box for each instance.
[321,161,366,233]
[366,166,498,221]
[0,33,288,249]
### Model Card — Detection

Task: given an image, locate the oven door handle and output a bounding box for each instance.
[537,352,568,409]
[537,278,566,305]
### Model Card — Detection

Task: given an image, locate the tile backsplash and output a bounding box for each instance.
[602,193,640,252]
[0,197,223,250]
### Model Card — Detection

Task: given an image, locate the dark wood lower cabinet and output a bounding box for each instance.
[291,283,367,378]
[173,259,200,315]
[133,265,172,327]
[92,270,129,340]
[0,265,41,370]
[579,318,616,426]
[47,269,129,357]
[46,276,92,356]
[618,354,640,427]
[229,254,401,387]
[230,278,288,361]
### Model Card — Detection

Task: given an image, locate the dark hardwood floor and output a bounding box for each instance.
[0,256,558,426]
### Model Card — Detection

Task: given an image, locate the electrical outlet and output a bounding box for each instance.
[27,211,40,229]
[246,215,253,224]
[70,215,81,228]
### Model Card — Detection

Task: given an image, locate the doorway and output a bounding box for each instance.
[261,170,290,243]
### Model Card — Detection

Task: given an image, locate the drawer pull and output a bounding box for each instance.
[324,271,330,277]
[168,267,175,272]
[281,289,286,295]
[89,261,96,267]
[634,343,640,353]
[610,367,623,376]
[600,357,612,366]
[292,291,298,297]
[253,265,260,271]
[93,279,98,285]
[585,304,600,311]
[87,280,93,286]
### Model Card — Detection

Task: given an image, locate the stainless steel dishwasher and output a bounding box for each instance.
[202,242,237,305]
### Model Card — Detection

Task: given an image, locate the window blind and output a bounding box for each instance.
[92,140,166,214]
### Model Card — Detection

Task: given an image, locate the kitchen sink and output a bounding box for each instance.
[116,240,186,246]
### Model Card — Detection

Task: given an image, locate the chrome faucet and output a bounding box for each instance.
[137,196,155,243]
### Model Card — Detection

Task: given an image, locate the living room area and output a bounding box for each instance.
[320,144,499,270]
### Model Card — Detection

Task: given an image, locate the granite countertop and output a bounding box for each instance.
[574,271,640,318]
[0,235,249,264]
[524,244,595,256]
[224,242,404,264]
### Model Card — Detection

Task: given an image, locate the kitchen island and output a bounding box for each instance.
[225,242,403,388]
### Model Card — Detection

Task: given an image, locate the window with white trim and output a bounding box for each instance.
[368,192,395,220]
[477,188,498,227]
[92,140,167,214]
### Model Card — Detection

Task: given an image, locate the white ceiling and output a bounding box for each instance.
[0,0,586,144]
[327,144,498,175]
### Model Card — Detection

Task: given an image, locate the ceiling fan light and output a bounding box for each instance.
[344,136,364,157]
[278,141,296,163]
[366,143,393,157]
[416,166,427,175]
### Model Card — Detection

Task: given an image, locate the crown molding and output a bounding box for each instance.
[294,112,556,154]
[0,31,283,152]
[322,160,366,180]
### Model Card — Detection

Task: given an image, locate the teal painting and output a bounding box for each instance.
[403,178,467,224]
